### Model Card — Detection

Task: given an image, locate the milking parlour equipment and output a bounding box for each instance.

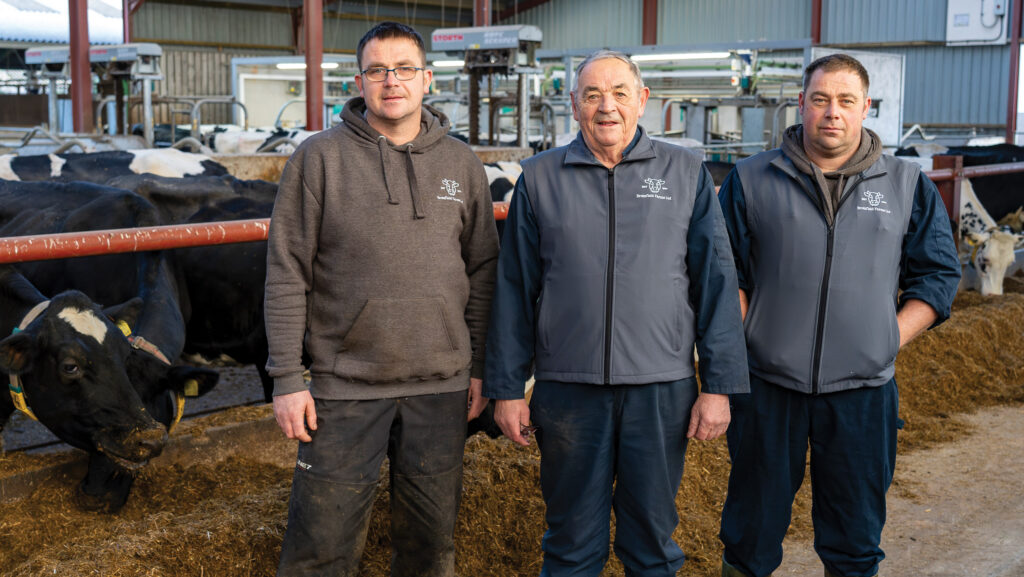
[89,43,163,148]
[431,25,543,148]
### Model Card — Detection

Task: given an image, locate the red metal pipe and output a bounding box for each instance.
[0,206,510,264]
[642,0,658,45]
[304,0,324,131]
[122,0,131,42]
[811,0,822,45]
[69,0,93,133]
[474,0,491,26]
[1007,0,1023,142]
[925,161,1024,181]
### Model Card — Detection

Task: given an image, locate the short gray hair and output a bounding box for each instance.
[572,49,645,93]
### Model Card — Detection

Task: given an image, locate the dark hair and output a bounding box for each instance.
[356,21,426,70]
[803,53,870,95]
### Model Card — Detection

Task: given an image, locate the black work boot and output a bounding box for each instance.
[824,569,876,577]
[722,558,757,577]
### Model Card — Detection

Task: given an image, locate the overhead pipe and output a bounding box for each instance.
[0,208,511,264]
[1007,0,1022,143]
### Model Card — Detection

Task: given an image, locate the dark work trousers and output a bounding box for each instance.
[276,390,468,577]
[719,375,899,577]
[529,378,699,577]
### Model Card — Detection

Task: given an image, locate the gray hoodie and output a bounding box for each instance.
[264,99,499,400]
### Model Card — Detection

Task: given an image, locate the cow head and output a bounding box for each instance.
[965,229,1024,296]
[0,291,169,465]
[996,206,1024,233]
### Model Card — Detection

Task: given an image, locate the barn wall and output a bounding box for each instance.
[658,0,811,45]
[496,0,642,51]
[821,0,947,44]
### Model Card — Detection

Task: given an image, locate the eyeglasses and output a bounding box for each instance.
[360,66,425,82]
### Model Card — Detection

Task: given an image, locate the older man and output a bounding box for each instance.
[484,50,749,577]
[717,53,960,577]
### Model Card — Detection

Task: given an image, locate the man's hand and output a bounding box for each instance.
[273,389,317,443]
[897,298,938,349]
[494,398,532,446]
[687,392,731,441]
[467,377,488,421]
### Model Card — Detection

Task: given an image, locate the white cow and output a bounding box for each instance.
[959,179,1024,295]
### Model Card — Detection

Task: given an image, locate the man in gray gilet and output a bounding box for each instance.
[485,50,749,576]
[717,53,960,577]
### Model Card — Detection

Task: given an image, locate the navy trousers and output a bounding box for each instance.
[719,375,899,577]
[529,378,699,577]
[276,391,468,577]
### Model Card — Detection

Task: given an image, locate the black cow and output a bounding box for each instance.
[0,149,229,183]
[0,182,219,511]
[897,143,1024,222]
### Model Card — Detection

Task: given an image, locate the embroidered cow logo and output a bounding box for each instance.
[441,179,461,197]
[863,190,884,207]
[643,178,666,194]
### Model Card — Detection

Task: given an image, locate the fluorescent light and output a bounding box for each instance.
[275,62,341,70]
[432,60,465,68]
[631,52,731,62]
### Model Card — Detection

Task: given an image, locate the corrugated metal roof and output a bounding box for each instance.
[0,0,122,44]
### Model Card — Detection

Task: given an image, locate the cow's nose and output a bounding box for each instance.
[131,425,168,459]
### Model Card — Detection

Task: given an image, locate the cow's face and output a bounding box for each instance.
[798,67,870,166]
[0,292,168,465]
[970,230,1022,296]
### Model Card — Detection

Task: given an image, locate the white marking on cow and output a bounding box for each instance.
[128,148,211,178]
[58,307,108,344]
[48,153,66,178]
[959,179,1024,295]
[0,154,20,181]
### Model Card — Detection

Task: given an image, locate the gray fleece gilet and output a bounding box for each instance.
[735,149,920,394]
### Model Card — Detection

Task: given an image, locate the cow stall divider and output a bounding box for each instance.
[927,157,1024,244]
[0,204,510,264]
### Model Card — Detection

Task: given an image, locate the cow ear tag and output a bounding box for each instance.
[184,379,199,397]
[116,321,132,338]
[9,383,39,421]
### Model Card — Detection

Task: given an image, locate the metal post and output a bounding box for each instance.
[563,55,574,134]
[143,79,154,147]
[642,0,658,45]
[811,0,822,45]
[469,69,480,145]
[474,0,491,26]
[47,78,59,131]
[304,0,324,131]
[68,0,93,133]
[518,73,529,148]
[1007,0,1022,143]
[933,155,963,243]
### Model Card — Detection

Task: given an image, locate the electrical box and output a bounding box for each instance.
[947,0,1008,46]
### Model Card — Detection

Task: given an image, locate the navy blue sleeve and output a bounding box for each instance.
[716,167,752,292]
[686,165,750,395]
[483,175,542,399]
[898,172,961,327]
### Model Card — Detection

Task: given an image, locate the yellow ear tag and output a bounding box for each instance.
[117,320,132,337]
[183,379,199,397]
[9,384,38,421]
[169,392,186,434]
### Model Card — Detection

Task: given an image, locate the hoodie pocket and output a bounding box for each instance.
[333,297,466,383]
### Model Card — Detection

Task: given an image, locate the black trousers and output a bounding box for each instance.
[277,390,468,577]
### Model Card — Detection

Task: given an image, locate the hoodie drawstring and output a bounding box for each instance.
[378,136,400,205]
[405,145,425,220]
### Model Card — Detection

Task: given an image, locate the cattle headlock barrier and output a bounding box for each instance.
[0,203,510,264]
[1,155,1022,264]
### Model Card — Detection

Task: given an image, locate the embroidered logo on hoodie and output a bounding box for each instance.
[438,179,465,204]
[638,177,672,200]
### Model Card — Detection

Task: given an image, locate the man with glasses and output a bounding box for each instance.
[265,21,498,577]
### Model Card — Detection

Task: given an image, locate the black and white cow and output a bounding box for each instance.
[208,128,317,154]
[0,182,219,511]
[0,149,229,183]
[959,179,1024,296]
